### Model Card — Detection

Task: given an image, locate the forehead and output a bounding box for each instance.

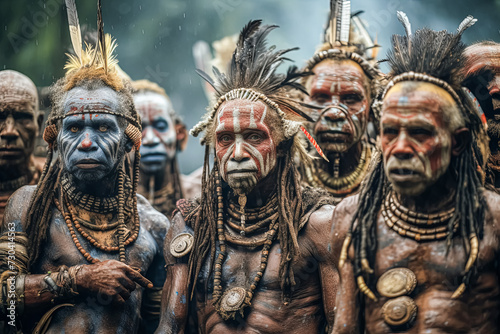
[383,81,456,117]
[0,73,38,113]
[311,59,366,81]
[63,86,120,115]
[134,92,173,118]
[215,99,270,132]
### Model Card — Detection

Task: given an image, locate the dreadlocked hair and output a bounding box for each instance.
[25,76,141,269]
[346,14,489,300]
[186,139,306,298]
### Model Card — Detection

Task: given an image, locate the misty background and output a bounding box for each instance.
[1,0,499,173]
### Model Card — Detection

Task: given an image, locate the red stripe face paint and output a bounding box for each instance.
[215,99,277,194]
[305,60,370,154]
[381,81,460,196]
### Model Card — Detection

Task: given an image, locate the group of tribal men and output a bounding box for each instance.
[1,0,500,333]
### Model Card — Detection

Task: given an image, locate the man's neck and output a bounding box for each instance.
[320,141,364,177]
[231,171,278,209]
[0,158,33,183]
[396,172,456,213]
[139,163,173,193]
[70,172,119,197]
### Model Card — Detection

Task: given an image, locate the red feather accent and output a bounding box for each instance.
[300,126,329,162]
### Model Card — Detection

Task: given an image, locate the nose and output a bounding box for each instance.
[142,127,160,147]
[322,106,347,123]
[0,115,20,141]
[392,132,414,160]
[231,139,250,162]
[77,133,97,151]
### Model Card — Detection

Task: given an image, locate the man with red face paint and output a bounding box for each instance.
[132,80,200,217]
[0,70,44,222]
[301,0,382,203]
[463,42,500,191]
[0,3,168,333]
[156,21,337,334]
[330,14,500,334]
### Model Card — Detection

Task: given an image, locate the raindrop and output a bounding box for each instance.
[142,30,145,35]
[183,13,186,18]
[139,5,142,10]
[179,26,182,31]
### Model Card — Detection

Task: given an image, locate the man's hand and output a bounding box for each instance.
[75,260,153,304]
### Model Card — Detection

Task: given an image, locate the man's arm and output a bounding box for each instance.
[330,199,361,334]
[155,212,192,334]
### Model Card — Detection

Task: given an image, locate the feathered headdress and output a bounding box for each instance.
[192,20,328,160]
[304,0,380,73]
[43,0,141,150]
[63,0,123,93]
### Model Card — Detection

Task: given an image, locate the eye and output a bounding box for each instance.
[382,127,398,136]
[247,133,263,142]
[312,93,331,105]
[70,126,80,133]
[408,128,433,137]
[218,134,233,143]
[154,120,168,131]
[99,124,109,132]
[342,94,363,104]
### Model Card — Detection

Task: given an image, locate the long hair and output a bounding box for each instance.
[25,77,140,269]
[186,138,305,297]
[350,17,488,293]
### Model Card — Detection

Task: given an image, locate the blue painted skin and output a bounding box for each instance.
[60,87,130,188]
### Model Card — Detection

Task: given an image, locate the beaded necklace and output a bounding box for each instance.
[212,171,280,320]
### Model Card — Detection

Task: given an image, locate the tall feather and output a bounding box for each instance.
[65,0,82,65]
[397,11,412,55]
[340,0,351,44]
[97,0,107,73]
[457,15,477,36]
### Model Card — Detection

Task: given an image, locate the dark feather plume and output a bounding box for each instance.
[198,20,310,120]
[97,0,107,72]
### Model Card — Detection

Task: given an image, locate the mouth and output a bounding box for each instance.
[0,148,24,158]
[227,169,257,175]
[389,168,421,182]
[141,153,167,163]
[317,131,351,143]
[76,159,102,169]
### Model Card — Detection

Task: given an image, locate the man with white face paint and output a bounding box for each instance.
[156,20,337,333]
[300,0,382,204]
[330,14,500,334]
[132,80,200,217]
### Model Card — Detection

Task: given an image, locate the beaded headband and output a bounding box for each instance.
[191,87,302,142]
[304,49,380,81]
[190,87,328,160]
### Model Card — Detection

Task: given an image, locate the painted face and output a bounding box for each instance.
[381,82,459,196]
[306,60,370,153]
[58,87,128,182]
[134,92,177,174]
[464,44,500,140]
[0,72,39,168]
[215,99,277,194]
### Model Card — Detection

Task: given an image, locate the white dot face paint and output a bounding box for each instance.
[134,92,177,174]
[381,82,458,196]
[59,87,127,183]
[306,60,370,154]
[214,99,277,194]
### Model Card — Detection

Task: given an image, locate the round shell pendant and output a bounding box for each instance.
[377,267,417,298]
[381,296,417,327]
[220,287,247,312]
[170,233,194,258]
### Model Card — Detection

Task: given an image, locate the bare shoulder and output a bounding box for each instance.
[2,185,37,232]
[136,193,170,242]
[482,189,500,235]
[330,194,359,248]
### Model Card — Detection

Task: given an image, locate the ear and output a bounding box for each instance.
[37,112,44,136]
[125,139,134,153]
[175,121,188,151]
[452,127,471,156]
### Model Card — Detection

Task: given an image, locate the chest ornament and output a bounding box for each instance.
[170,233,194,258]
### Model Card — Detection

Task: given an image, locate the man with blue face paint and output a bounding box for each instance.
[132,80,201,217]
[0,2,168,333]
